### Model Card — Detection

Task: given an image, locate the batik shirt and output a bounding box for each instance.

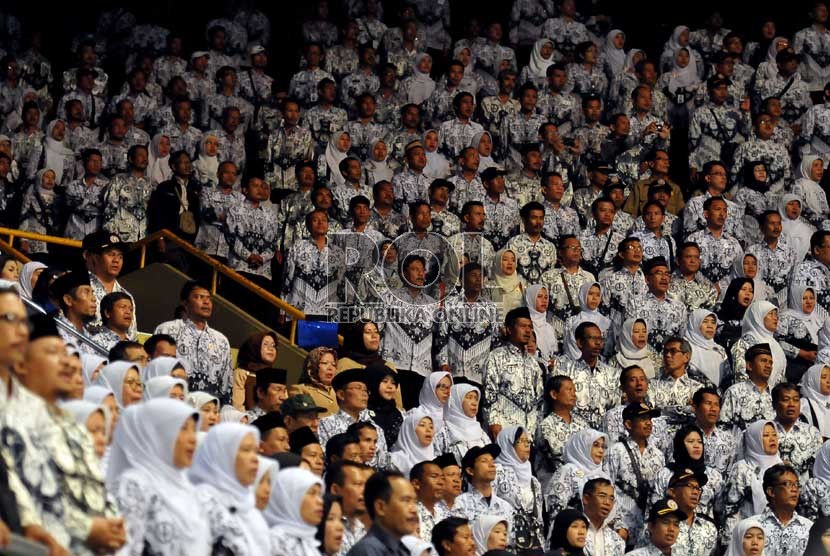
[752,507,813,556]
[649,514,718,556]
[152,56,187,87]
[380,288,437,376]
[543,266,596,337]
[224,200,280,279]
[446,232,495,279]
[603,406,669,450]
[578,228,625,277]
[196,487,264,556]
[573,123,612,161]
[505,111,547,155]
[792,258,830,311]
[282,239,346,315]
[542,203,580,245]
[631,230,677,267]
[437,118,484,159]
[340,71,380,111]
[110,90,158,127]
[493,465,544,548]
[774,420,823,481]
[64,176,108,240]
[102,172,153,242]
[537,91,582,137]
[626,294,688,353]
[302,21,338,46]
[343,119,387,161]
[509,0,555,45]
[160,124,203,160]
[368,207,408,239]
[603,438,665,543]
[505,171,543,210]
[688,103,749,170]
[731,137,792,201]
[801,477,830,520]
[238,69,273,107]
[483,343,544,436]
[800,101,830,155]
[479,96,521,155]
[338,517,367,556]
[719,381,775,430]
[154,319,233,403]
[303,104,349,153]
[451,488,514,534]
[429,207,461,237]
[553,357,620,428]
[424,86,468,128]
[649,373,704,426]
[417,501,450,546]
[482,196,520,251]
[183,71,213,106]
[11,129,44,179]
[667,271,719,312]
[66,124,97,156]
[584,522,626,556]
[686,229,744,286]
[265,125,315,190]
[355,16,387,49]
[537,412,590,477]
[626,113,671,151]
[324,45,359,81]
[392,169,430,209]
[793,25,830,91]
[573,186,604,223]
[541,17,591,61]
[318,409,389,469]
[566,63,609,99]
[600,268,649,338]
[506,234,557,284]
[747,240,797,294]
[58,89,106,128]
[98,141,130,178]
[288,67,335,107]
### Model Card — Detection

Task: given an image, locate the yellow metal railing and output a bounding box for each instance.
[0,227,309,344]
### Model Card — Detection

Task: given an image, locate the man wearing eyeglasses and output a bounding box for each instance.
[625,257,687,353]
[661,469,717,556]
[581,477,625,556]
[318,368,389,469]
[752,463,813,556]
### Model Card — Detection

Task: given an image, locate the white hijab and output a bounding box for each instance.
[194,132,220,187]
[402,535,435,556]
[795,156,829,214]
[188,391,220,411]
[785,283,825,343]
[81,353,107,385]
[148,133,172,184]
[667,47,700,93]
[95,361,140,408]
[408,52,436,105]
[527,38,556,78]
[220,405,250,423]
[264,467,323,556]
[35,169,56,203]
[621,48,643,76]
[471,515,509,555]
[445,383,486,444]
[742,420,782,514]
[365,138,394,182]
[106,399,211,554]
[616,318,654,377]
[84,385,114,405]
[524,284,558,361]
[814,439,830,480]
[391,408,436,477]
[725,518,765,556]
[779,193,816,264]
[563,429,608,478]
[423,129,450,179]
[602,30,626,77]
[142,356,186,381]
[190,423,270,556]
[741,300,787,385]
[144,375,188,400]
[767,37,789,64]
[325,130,350,186]
[17,261,46,299]
[495,425,532,487]
[802,364,830,438]
[60,400,108,437]
[684,309,727,386]
[470,131,497,173]
[564,282,610,360]
[732,253,768,303]
[43,119,74,184]
[417,371,451,432]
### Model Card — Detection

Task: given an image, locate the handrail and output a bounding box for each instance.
[0,227,309,344]
[21,295,109,356]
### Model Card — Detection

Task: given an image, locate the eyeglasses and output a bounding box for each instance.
[0,312,29,329]
[774,481,800,490]
[677,484,702,492]
[435,384,451,391]
[649,271,670,277]
[562,245,581,251]
[346,386,369,393]
[593,493,616,502]
[624,245,643,252]
[123,379,144,390]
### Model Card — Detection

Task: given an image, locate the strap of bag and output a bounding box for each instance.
[560,271,579,315]
[621,438,649,510]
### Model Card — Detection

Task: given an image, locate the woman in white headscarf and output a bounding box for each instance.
[423,129,451,180]
[95,361,145,408]
[757,36,791,82]
[414,371,452,433]
[266,467,325,556]
[802,440,830,516]
[60,399,110,459]
[781,283,826,346]
[727,253,772,304]
[520,38,556,89]
[801,365,830,438]
[489,248,524,322]
[254,456,278,511]
[142,356,188,382]
[602,29,627,80]
[470,131,497,173]
[452,44,482,95]
[107,398,211,556]
[779,193,817,264]
[188,391,221,435]
[494,426,543,548]
[471,515,510,555]
[658,47,700,126]
[732,300,788,385]
[684,309,731,388]
[660,25,702,76]
[193,131,221,187]
[434,383,490,464]
[220,405,250,424]
[81,353,107,385]
[545,429,608,516]
[190,423,270,556]
[17,260,46,299]
[147,133,173,185]
[562,282,611,360]
[41,119,75,185]
[390,408,435,476]
[724,518,766,556]
[323,130,351,186]
[792,156,828,227]
[402,535,436,556]
[19,168,58,253]
[364,138,395,185]
[612,318,660,379]
[401,52,436,105]
[610,48,645,112]
[144,375,188,400]
[524,284,558,363]
[723,421,782,533]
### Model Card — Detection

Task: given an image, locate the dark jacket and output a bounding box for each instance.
[147,176,201,241]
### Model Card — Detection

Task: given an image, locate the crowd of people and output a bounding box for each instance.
[4,0,830,555]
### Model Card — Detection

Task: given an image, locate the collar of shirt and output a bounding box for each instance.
[366,524,407,554]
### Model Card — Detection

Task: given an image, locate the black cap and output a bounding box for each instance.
[648,179,672,195]
[289,426,320,454]
[255,368,288,391]
[273,451,302,468]
[433,453,460,468]
[28,313,60,341]
[707,73,732,89]
[588,160,613,173]
[648,497,688,522]
[50,271,91,301]
[461,444,501,471]
[622,402,661,422]
[251,411,286,435]
[746,343,773,361]
[332,368,367,391]
[643,256,670,275]
[669,467,709,488]
[429,178,455,192]
[480,167,508,182]
[82,231,130,253]
[280,394,327,415]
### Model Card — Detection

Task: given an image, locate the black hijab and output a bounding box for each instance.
[365,362,403,446]
[742,160,769,193]
[549,509,588,555]
[670,424,707,474]
[718,278,754,322]
[804,516,830,555]
[339,319,385,366]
